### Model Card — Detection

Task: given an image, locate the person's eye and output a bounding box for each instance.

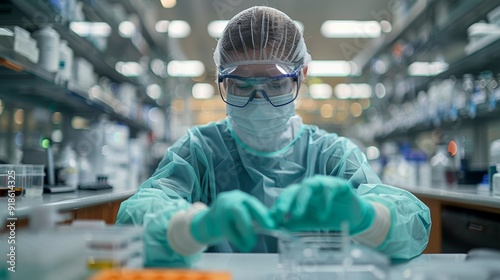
[270,79,288,89]
[228,80,253,95]
[236,83,252,90]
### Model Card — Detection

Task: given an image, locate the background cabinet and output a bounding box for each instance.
[415,194,500,254]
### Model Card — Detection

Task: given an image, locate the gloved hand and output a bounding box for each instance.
[271,175,375,234]
[190,190,276,252]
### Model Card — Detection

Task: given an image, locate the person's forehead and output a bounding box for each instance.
[230,64,292,77]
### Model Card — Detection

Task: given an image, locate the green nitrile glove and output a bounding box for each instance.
[190,190,276,252]
[271,175,375,234]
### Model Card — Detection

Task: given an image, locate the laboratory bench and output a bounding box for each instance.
[193,253,487,280]
[0,187,136,227]
[401,185,500,254]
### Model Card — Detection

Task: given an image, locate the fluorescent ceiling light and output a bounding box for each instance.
[148,107,163,122]
[192,83,215,99]
[115,61,143,77]
[155,20,169,33]
[150,59,167,78]
[118,21,136,38]
[366,146,381,160]
[168,20,191,38]
[167,60,205,77]
[147,84,162,100]
[207,20,303,38]
[408,62,449,76]
[160,0,176,8]
[309,83,332,99]
[321,20,381,38]
[380,20,392,33]
[375,83,386,99]
[70,22,111,37]
[308,60,359,77]
[334,83,372,99]
[208,20,229,38]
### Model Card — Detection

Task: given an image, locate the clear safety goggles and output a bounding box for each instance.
[217,64,302,108]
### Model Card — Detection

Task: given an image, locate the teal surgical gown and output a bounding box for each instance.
[116,117,431,267]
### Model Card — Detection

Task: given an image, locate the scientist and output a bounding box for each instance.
[117,6,431,267]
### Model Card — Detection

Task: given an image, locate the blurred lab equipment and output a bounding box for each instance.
[0,205,87,280]
[0,26,39,63]
[489,139,500,191]
[262,224,390,280]
[59,221,144,270]
[56,143,79,189]
[31,25,60,73]
[430,143,458,189]
[493,173,500,195]
[43,139,78,193]
[23,164,45,197]
[0,164,45,197]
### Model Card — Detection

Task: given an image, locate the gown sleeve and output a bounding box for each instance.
[116,128,216,267]
[323,136,431,259]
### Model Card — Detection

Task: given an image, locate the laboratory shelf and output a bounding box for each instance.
[6,0,160,108]
[54,25,160,107]
[80,0,164,106]
[376,29,500,105]
[110,0,169,59]
[409,0,499,63]
[373,101,500,141]
[435,37,500,79]
[368,0,500,84]
[353,0,433,71]
[0,46,151,133]
[7,0,64,25]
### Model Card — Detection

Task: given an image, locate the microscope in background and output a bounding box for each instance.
[42,138,112,193]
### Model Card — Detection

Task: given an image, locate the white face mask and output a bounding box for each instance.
[226,94,295,137]
[226,94,300,153]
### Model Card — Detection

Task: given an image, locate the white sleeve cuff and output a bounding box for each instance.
[352,202,391,248]
[167,202,208,256]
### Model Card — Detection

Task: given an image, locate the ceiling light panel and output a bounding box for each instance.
[70,22,112,37]
[321,20,381,38]
[192,83,215,99]
[208,20,303,38]
[160,0,176,8]
[155,20,169,33]
[407,62,449,76]
[334,83,372,99]
[308,60,356,77]
[118,21,136,38]
[309,83,332,99]
[167,60,205,77]
[168,20,191,38]
[208,20,229,38]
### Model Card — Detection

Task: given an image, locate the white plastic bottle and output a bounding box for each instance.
[493,173,500,195]
[32,25,60,73]
[56,144,79,189]
[78,153,94,185]
[489,139,500,191]
[430,144,457,189]
[58,40,73,83]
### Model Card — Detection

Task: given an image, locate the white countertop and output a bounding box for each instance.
[0,187,136,222]
[399,185,500,209]
[194,253,485,280]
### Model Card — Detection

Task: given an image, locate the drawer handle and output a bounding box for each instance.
[467,223,484,232]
